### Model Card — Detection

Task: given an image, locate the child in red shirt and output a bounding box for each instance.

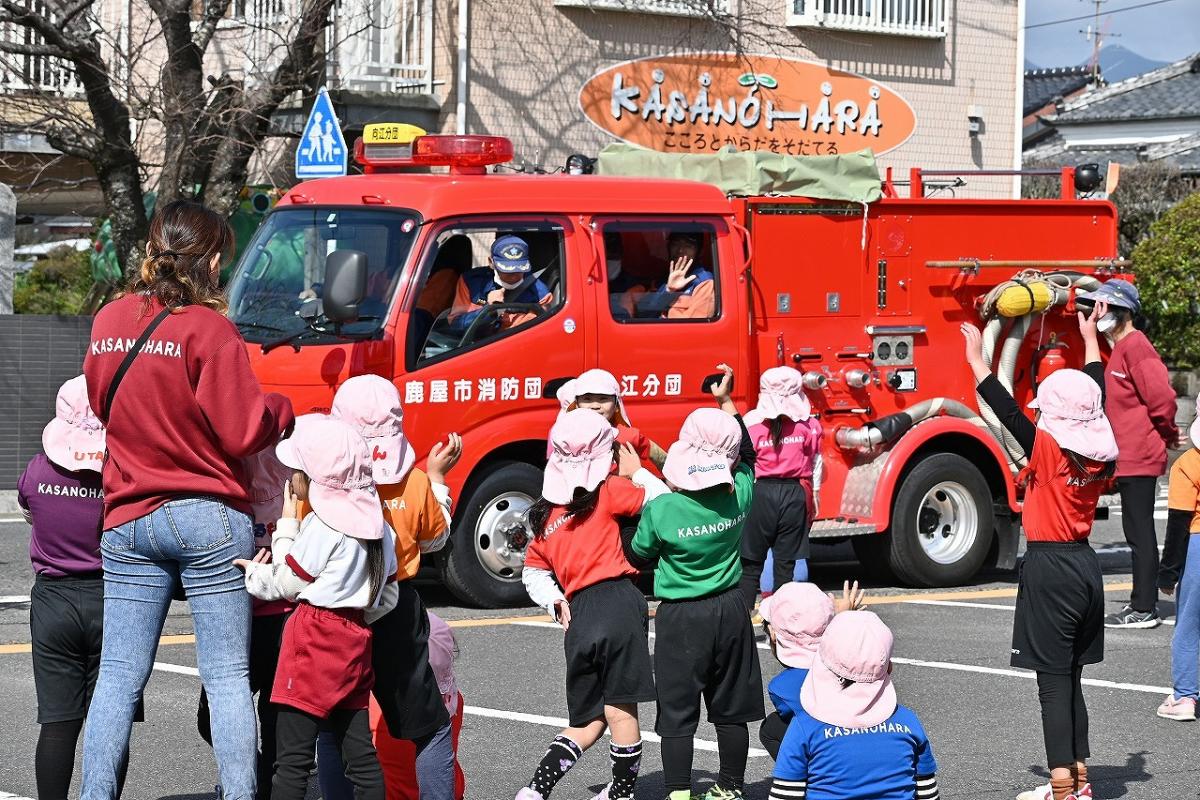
[516,409,668,800]
[962,304,1116,800]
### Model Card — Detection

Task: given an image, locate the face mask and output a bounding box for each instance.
[606,258,621,281]
[1096,312,1118,334]
[494,270,522,289]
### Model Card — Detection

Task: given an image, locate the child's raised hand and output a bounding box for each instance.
[428,433,463,483]
[710,363,734,402]
[617,441,641,478]
[831,579,865,613]
[282,479,300,520]
[1077,299,1107,341]
[665,257,696,292]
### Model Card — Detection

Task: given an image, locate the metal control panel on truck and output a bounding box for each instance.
[224,128,1123,607]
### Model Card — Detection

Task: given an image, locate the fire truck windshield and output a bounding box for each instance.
[227,207,418,344]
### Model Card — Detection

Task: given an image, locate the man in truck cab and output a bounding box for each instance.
[448,235,553,335]
[635,231,716,320]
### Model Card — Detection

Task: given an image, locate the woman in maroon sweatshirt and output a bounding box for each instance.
[1077,279,1179,629]
[80,201,295,800]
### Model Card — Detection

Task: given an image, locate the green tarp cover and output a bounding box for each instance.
[595,143,883,204]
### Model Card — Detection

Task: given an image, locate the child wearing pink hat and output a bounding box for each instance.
[564,368,667,470]
[237,414,399,800]
[20,376,138,800]
[757,581,864,760]
[740,366,824,608]
[629,365,764,800]
[769,611,940,800]
[1156,393,1200,722]
[319,374,463,800]
[515,408,668,800]
[963,304,1116,800]
[197,445,295,800]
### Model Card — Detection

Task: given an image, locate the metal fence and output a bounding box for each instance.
[0,315,92,489]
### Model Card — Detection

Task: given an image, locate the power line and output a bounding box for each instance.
[1025,0,1180,30]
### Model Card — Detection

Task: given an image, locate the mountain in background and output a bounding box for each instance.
[1092,44,1168,82]
[1025,45,1168,83]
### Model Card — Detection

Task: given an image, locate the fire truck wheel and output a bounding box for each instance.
[888,453,995,587]
[442,460,542,608]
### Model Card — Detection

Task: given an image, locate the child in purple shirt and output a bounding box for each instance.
[18,376,136,800]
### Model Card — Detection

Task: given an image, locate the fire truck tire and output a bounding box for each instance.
[887,453,995,588]
[442,460,541,608]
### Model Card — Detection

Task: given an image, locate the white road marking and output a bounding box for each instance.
[0,791,38,800]
[890,657,1172,696]
[0,516,27,523]
[0,595,30,604]
[902,599,1017,611]
[148,661,765,758]
[463,705,768,758]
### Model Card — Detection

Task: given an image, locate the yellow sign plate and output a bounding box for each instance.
[362,123,427,145]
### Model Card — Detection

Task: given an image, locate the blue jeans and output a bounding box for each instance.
[1172,535,1200,700]
[760,550,809,593]
[81,498,256,800]
[317,722,456,800]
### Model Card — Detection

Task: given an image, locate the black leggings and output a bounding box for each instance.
[661,723,749,792]
[1037,668,1089,767]
[758,711,789,761]
[273,708,383,800]
[36,719,129,800]
[1118,476,1161,613]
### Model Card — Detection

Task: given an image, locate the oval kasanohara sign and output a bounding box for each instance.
[579,52,917,157]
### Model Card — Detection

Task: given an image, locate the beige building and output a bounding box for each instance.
[0,0,1024,216]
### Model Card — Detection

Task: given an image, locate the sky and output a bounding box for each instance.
[1025,0,1200,69]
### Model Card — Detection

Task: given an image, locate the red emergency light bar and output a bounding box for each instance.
[354,134,514,175]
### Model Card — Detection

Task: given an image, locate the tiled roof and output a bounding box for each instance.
[1024,131,1200,175]
[1051,54,1200,123]
[1023,66,1094,116]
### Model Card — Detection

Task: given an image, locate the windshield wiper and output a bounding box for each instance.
[260,317,382,355]
[236,322,286,336]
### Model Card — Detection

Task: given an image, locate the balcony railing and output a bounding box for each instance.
[0,3,84,96]
[789,0,946,38]
[554,0,730,18]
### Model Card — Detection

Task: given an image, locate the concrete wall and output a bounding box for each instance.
[444,0,1020,197]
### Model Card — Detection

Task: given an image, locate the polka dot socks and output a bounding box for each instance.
[527,734,583,797]
[609,740,643,800]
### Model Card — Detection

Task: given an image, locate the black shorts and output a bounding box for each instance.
[372,582,450,740]
[564,578,656,727]
[1011,542,1104,674]
[742,478,811,562]
[653,587,764,736]
[30,574,143,724]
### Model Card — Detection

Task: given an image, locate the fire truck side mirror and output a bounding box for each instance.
[323,249,368,324]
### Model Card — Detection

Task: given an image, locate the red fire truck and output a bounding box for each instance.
[226,130,1123,607]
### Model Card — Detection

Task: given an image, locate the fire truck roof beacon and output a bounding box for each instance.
[355,128,515,175]
[1073,163,1102,193]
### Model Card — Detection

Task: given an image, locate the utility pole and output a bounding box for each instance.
[1080,0,1119,86]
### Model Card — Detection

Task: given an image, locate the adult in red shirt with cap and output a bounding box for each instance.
[1076,279,1179,629]
[81,201,294,800]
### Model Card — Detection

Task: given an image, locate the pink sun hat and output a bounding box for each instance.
[1190,394,1200,451]
[662,407,741,491]
[42,375,105,472]
[556,378,579,412]
[1027,369,1118,462]
[543,409,617,504]
[570,369,631,426]
[760,582,836,669]
[800,610,898,729]
[752,366,812,423]
[243,445,294,527]
[276,414,385,539]
[332,374,415,485]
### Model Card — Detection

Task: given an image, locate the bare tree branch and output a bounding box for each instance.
[194,0,234,51]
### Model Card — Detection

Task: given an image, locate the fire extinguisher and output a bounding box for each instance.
[1032,335,1069,394]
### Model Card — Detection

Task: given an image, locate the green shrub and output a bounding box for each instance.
[13,245,93,315]
[1132,191,1200,368]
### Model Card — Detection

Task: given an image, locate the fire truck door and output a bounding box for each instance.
[589,217,745,444]
[396,217,586,459]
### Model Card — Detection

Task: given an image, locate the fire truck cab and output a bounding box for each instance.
[227,130,1121,607]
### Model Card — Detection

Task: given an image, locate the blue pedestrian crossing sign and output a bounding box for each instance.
[295,88,348,179]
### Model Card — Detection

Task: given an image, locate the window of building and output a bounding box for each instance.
[553,0,729,18]
[600,222,721,324]
[407,221,567,367]
[789,0,946,38]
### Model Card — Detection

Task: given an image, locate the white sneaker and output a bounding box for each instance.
[515,789,545,800]
[1016,785,1051,800]
[591,785,611,800]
